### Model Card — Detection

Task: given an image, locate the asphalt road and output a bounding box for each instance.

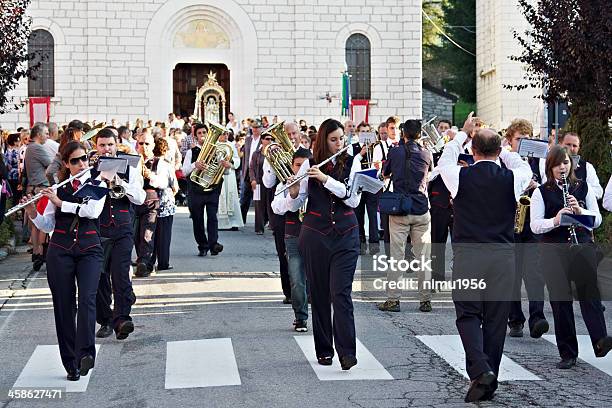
[0,208,611,408]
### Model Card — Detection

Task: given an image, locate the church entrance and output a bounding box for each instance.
[172,63,230,124]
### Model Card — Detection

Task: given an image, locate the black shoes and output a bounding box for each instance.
[556,357,576,369]
[340,355,357,370]
[66,369,80,381]
[96,325,114,339]
[157,265,174,271]
[465,371,497,403]
[595,336,612,357]
[508,323,524,338]
[198,249,208,257]
[294,320,308,332]
[210,243,224,256]
[135,262,152,277]
[377,300,400,312]
[282,297,292,305]
[317,356,333,366]
[116,320,135,340]
[530,319,549,339]
[32,254,44,271]
[419,301,432,313]
[79,355,94,377]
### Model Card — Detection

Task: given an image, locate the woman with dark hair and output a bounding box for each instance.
[530,145,611,369]
[22,141,106,381]
[4,133,22,204]
[286,118,363,370]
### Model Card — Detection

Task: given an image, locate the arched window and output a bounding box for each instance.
[28,30,55,97]
[345,33,371,100]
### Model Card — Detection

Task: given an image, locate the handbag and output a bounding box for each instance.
[378,144,412,216]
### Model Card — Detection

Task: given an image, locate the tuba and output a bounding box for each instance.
[190,121,233,191]
[261,121,295,183]
[514,195,531,234]
[421,117,445,153]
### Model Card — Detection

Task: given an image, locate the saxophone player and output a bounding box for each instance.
[503,119,549,339]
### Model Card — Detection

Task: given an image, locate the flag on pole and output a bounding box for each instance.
[341,70,351,118]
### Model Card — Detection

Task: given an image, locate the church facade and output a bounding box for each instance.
[1,0,423,129]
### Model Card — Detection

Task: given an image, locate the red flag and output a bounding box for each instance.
[36,196,49,215]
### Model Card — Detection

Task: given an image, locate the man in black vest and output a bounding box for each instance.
[558,132,603,199]
[93,129,146,339]
[438,113,532,403]
[182,123,228,257]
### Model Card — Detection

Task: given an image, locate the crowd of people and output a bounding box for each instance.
[1,110,611,402]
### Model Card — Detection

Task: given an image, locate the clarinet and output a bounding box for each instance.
[560,172,579,245]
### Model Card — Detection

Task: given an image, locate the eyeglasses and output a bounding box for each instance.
[69,155,88,165]
[138,142,151,146]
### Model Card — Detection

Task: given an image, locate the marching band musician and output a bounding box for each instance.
[22,141,107,381]
[530,145,612,369]
[268,148,313,332]
[437,113,532,402]
[93,128,146,340]
[285,119,363,370]
[182,123,228,257]
[503,119,549,339]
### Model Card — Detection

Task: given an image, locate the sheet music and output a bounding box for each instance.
[358,132,377,145]
[117,152,141,168]
[351,169,384,194]
[253,184,261,201]
[97,157,128,180]
[517,138,548,159]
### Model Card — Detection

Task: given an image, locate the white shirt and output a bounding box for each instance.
[530,183,602,234]
[603,175,612,212]
[372,140,391,165]
[123,164,146,206]
[43,139,59,157]
[540,159,603,199]
[262,159,277,189]
[284,155,363,212]
[30,172,107,233]
[437,131,532,201]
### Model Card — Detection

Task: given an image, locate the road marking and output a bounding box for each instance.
[544,335,612,376]
[13,345,101,392]
[294,336,393,381]
[165,338,241,389]
[416,335,542,381]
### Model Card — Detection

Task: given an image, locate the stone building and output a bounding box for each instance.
[0,0,423,129]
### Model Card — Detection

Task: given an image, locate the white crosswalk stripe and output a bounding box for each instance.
[416,335,542,381]
[164,338,241,389]
[12,345,101,392]
[543,335,612,376]
[294,336,393,381]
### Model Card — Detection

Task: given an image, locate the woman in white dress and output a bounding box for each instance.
[217,131,243,230]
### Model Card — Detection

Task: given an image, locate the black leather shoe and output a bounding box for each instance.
[115,320,135,340]
[79,355,94,376]
[198,249,208,257]
[134,262,151,277]
[340,355,357,370]
[282,297,292,304]
[465,371,497,403]
[556,357,576,369]
[157,265,174,271]
[317,356,333,366]
[96,325,114,338]
[66,369,80,381]
[210,243,224,256]
[529,319,549,339]
[595,336,612,357]
[508,323,524,337]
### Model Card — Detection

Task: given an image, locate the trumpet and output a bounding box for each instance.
[4,166,94,217]
[108,175,126,199]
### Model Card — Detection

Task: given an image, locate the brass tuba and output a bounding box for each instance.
[261,121,295,183]
[190,121,233,191]
[514,195,531,234]
[421,117,445,153]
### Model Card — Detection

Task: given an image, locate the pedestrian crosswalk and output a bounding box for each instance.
[9,335,612,393]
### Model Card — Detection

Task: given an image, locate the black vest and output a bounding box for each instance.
[49,181,101,251]
[284,209,302,238]
[538,180,592,243]
[452,162,516,244]
[574,158,587,183]
[143,157,160,191]
[90,167,134,238]
[189,146,222,194]
[351,143,370,170]
[428,176,452,209]
[301,155,358,236]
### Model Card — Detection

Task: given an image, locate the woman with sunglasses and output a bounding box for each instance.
[21,141,107,381]
[530,145,611,369]
[286,119,363,370]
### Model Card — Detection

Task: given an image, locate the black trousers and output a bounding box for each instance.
[46,244,103,372]
[96,234,135,329]
[380,212,390,256]
[134,200,159,270]
[452,245,514,380]
[240,175,253,224]
[189,190,220,251]
[299,227,359,358]
[254,185,269,233]
[152,215,174,269]
[355,191,379,244]
[273,225,290,299]
[509,240,546,329]
[430,205,453,282]
[541,243,607,359]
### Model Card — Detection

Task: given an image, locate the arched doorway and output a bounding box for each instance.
[173,63,230,123]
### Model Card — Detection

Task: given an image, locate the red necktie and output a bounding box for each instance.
[72,179,81,190]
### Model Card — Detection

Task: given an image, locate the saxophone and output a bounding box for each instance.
[514,195,531,234]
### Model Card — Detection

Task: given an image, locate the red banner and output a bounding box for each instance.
[29,97,51,127]
[351,99,369,125]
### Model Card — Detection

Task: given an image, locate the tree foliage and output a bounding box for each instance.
[510,0,612,182]
[0,0,36,114]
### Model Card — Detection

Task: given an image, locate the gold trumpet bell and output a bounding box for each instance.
[190,121,233,190]
[262,121,296,183]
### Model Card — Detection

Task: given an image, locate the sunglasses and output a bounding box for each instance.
[69,155,88,165]
[138,141,151,146]
[263,137,273,141]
